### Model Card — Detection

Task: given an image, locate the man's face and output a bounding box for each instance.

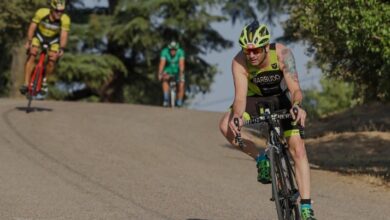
[243,47,266,66]
[51,9,64,20]
[170,48,177,56]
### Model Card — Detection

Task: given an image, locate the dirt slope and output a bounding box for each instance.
[0,99,389,220]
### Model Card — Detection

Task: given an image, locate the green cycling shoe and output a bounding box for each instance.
[301,206,317,220]
[256,153,271,184]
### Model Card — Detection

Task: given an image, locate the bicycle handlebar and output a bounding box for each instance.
[243,112,292,126]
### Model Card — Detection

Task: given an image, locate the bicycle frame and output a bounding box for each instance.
[26,44,48,113]
[242,109,301,220]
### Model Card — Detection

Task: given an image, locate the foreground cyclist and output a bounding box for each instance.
[219,21,316,220]
[157,41,185,107]
[20,0,70,95]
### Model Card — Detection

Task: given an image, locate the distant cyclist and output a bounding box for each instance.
[219,21,317,220]
[20,0,70,95]
[157,41,185,107]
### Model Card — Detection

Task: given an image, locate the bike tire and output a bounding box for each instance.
[26,66,41,113]
[270,146,295,220]
[280,149,301,219]
[170,83,176,108]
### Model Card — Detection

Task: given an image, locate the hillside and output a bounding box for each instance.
[306,102,390,183]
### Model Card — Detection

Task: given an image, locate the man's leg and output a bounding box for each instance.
[219,111,259,159]
[46,51,59,78]
[287,136,310,199]
[161,75,170,107]
[287,135,316,219]
[39,50,59,94]
[20,46,39,94]
[176,80,185,107]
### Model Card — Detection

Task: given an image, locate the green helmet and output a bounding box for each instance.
[50,0,66,11]
[239,21,270,49]
[168,41,180,50]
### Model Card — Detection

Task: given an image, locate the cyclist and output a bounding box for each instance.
[219,21,316,220]
[20,0,70,95]
[157,41,185,107]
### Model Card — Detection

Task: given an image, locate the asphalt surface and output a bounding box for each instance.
[0,99,389,220]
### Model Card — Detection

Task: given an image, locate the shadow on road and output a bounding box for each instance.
[15,106,53,113]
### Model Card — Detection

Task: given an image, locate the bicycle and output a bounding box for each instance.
[25,41,53,113]
[235,106,302,220]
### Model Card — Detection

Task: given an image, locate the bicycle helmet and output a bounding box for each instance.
[50,0,66,11]
[168,41,180,50]
[239,21,270,49]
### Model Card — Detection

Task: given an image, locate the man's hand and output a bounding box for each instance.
[290,104,307,127]
[58,48,65,58]
[228,114,243,137]
[159,72,170,81]
[24,40,31,51]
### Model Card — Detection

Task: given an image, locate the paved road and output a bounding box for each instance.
[0,99,389,220]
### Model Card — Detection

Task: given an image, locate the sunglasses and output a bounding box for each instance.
[243,47,264,55]
[54,9,65,13]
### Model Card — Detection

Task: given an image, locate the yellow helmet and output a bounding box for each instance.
[239,21,270,49]
[50,0,66,11]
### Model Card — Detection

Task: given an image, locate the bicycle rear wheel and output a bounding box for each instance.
[270,146,300,220]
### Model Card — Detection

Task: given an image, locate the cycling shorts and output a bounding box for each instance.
[234,93,300,137]
[31,36,60,52]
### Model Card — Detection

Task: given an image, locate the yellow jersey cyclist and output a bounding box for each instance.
[20,0,71,95]
[157,41,185,107]
[218,21,317,220]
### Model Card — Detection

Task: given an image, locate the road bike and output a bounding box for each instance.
[25,42,52,113]
[235,106,302,220]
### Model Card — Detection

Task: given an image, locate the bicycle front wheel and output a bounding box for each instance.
[270,146,299,220]
[26,66,41,113]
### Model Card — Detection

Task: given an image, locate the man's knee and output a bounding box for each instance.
[48,51,59,63]
[28,46,39,56]
[289,137,307,159]
[219,113,230,137]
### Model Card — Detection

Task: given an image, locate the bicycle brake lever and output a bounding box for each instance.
[233,117,245,149]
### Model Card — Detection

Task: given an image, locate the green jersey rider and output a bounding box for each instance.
[157,41,185,107]
[219,21,317,220]
[20,0,70,95]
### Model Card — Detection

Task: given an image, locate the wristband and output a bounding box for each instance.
[293,101,301,108]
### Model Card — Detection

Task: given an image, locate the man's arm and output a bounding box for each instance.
[157,58,166,80]
[25,23,37,49]
[277,43,307,126]
[229,51,249,135]
[232,52,248,119]
[179,58,185,78]
[277,43,303,105]
[59,30,68,53]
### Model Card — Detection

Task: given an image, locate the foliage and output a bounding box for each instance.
[0,0,233,104]
[303,77,355,118]
[0,0,46,95]
[222,0,289,24]
[281,0,390,102]
[57,0,232,104]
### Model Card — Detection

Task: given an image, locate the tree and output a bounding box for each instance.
[54,0,232,104]
[303,77,355,118]
[0,0,232,104]
[0,0,46,96]
[280,0,390,102]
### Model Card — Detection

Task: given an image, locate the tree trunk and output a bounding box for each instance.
[9,44,26,98]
